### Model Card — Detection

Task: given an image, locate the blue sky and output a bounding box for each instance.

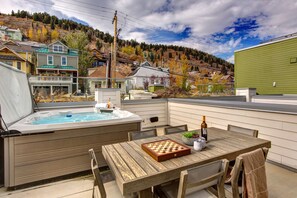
[2,0,297,63]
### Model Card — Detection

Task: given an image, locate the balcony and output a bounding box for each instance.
[1,97,297,197]
[29,76,73,83]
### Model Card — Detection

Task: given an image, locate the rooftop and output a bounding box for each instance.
[0,40,35,53]
[89,65,126,79]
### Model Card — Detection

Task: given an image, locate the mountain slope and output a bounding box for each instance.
[0,11,234,76]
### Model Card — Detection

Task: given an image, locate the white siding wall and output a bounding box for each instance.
[122,100,168,129]
[252,97,297,105]
[132,67,169,89]
[168,101,297,169]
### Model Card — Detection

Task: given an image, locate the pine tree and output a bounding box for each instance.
[11,10,15,16]
[150,52,155,63]
[221,65,227,75]
[50,19,55,30]
[96,40,102,50]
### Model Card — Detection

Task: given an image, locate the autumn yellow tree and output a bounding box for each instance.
[211,73,227,93]
[51,29,59,41]
[135,45,144,61]
[36,29,42,42]
[28,27,35,40]
[121,46,135,55]
[168,59,178,87]
[169,54,191,90]
[180,54,191,90]
[41,26,48,42]
[194,77,210,94]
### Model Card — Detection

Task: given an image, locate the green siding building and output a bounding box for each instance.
[31,40,79,94]
[235,35,297,94]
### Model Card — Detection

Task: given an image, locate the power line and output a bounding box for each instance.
[24,0,117,26]
[24,0,169,41]
[23,0,196,48]
[67,0,161,30]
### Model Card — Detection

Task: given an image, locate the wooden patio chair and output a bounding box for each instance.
[88,148,124,198]
[164,125,188,135]
[227,124,258,138]
[155,159,229,198]
[128,129,157,141]
[226,125,259,173]
[224,147,269,198]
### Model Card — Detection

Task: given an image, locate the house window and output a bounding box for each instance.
[3,61,13,66]
[161,77,165,85]
[117,83,122,89]
[53,45,63,53]
[47,55,53,65]
[95,82,102,88]
[17,62,21,70]
[61,56,67,66]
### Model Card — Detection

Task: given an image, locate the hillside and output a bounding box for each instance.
[0,11,234,77]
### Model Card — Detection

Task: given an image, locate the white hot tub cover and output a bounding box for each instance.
[0,62,33,127]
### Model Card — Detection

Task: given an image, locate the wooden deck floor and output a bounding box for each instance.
[0,163,296,198]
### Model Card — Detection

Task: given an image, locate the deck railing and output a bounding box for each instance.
[29,76,73,83]
[28,75,234,103]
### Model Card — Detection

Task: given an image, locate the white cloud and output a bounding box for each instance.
[166,36,235,55]
[1,0,297,60]
[225,28,235,34]
[227,55,234,64]
[121,31,148,42]
[228,37,241,48]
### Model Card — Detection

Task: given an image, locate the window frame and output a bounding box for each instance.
[16,61,21,70]
[61,56,67,66]
[47,55,54,65]
[53,45,63,53]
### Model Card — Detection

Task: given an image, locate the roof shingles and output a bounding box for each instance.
[89,66,125,79]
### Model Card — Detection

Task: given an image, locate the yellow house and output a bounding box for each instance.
[0,41,34,74]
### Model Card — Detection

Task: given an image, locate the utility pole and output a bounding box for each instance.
[107,52,112,88]
[112,10,117,88]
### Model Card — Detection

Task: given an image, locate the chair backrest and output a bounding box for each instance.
[164,125,188,135]
[177,159,229,198]
[89,149,106,198]
[227,124,258,137]
[128,129,157,141]
[230,148,269,198]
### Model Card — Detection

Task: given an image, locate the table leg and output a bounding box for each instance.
[138,188,153,198]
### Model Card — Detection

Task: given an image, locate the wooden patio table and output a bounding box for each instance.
[102,127,271,198]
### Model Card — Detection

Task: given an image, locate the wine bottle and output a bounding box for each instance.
[201,116,208,141]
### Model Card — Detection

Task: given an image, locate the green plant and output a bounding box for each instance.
[182,131,199,138]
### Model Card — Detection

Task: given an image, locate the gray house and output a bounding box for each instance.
[126,61,170,90]
[30,41,79,95]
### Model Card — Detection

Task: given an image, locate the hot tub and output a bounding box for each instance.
[9,108,141,134]
[3,108,141,187]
